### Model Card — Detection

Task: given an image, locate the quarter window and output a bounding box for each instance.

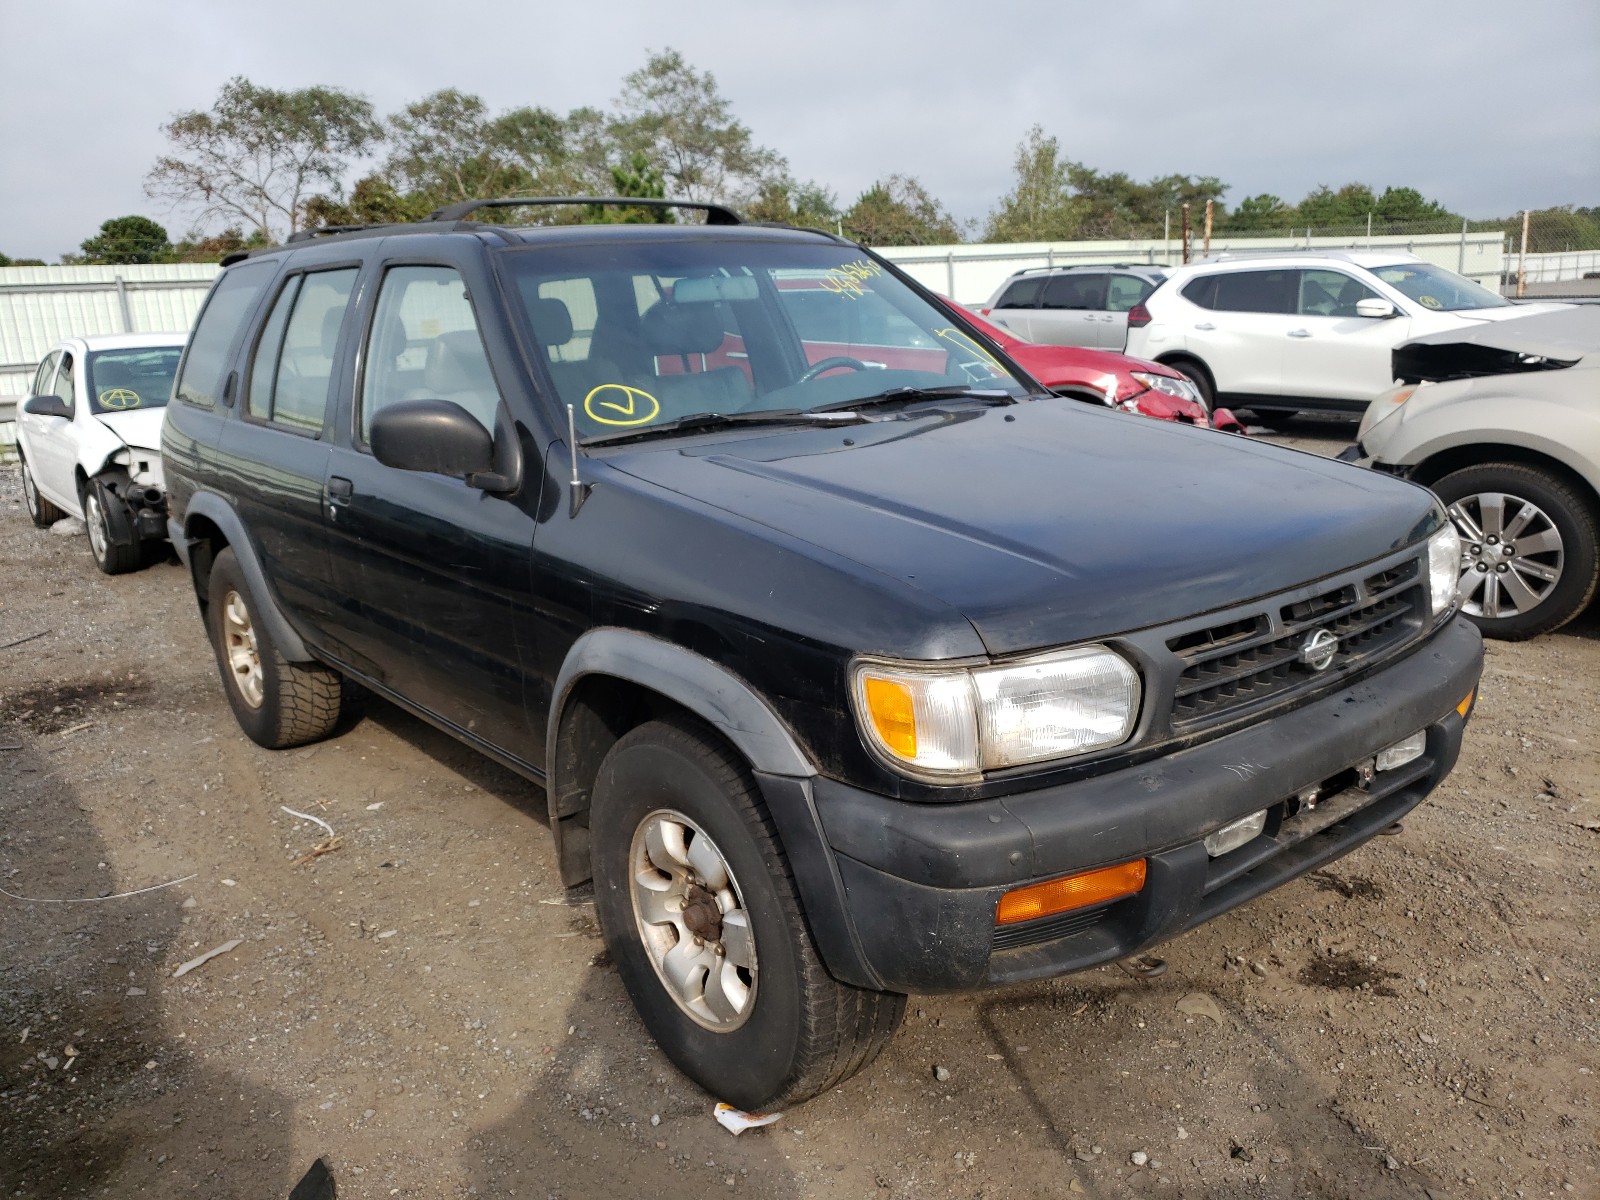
[247,268,358,432]
[361,266,501,440]
[175,261,276,407]
[1106,274,1156,313]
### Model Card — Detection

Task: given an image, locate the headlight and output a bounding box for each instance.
[852,646,1141,779]
[1130,371,1198,402]
[1427,522,1461,618]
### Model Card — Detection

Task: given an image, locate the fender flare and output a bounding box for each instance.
[544,630,885,988]
[179,492,313,663]
[545,628,815,793]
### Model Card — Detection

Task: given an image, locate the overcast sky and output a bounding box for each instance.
[3,0,1597,260]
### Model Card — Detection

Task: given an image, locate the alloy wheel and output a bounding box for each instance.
[1449,491,1564,620]
[85,491,108,560]
[221,589,265,709]
[629,808,757,1031]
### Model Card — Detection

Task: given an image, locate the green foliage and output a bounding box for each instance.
[745,177,841,232]
[75,215,174,264]
[1225,194,1294,231]
[983,126,1082,243]
[146,76,381,241]
[586,152,674,223]
[2,255,47,266]
[1477,205,1600,253]
[609,49,786,204]
[843,176,964,247]
[171,226,273,264]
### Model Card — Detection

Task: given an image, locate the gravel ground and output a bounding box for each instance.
[1,424,1596,1200]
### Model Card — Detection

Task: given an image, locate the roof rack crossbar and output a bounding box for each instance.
[425,196,743,225]
[286,223,385,243]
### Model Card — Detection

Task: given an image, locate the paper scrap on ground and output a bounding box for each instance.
[1176,992,1224,1025]
[173,938,243,978]
[714,1102,782,1135]
[280,806,336,837]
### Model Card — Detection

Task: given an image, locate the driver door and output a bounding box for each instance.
[25,350,82,511]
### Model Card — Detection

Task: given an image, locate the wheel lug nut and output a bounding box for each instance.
[1475,563,1488,573]
[692,935,703,947]
[1496,564,1508,573]
[714,945,724,956]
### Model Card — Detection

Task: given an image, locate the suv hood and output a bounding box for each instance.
[96,407,167,451]
[608,403,1439,656]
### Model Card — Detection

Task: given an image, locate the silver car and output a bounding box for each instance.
[1347,306,1600,638]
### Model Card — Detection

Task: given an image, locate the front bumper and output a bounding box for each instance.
[782,615,1481,994]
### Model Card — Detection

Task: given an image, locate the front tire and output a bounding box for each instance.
[591,718,904,1110]
[206,547,344,747]
[1433,462,1600,639]
[83,483,141,575]
[20,455,65,528]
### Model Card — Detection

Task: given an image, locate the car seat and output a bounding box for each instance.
[639,301,752,418]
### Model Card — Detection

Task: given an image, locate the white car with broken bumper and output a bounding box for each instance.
[16,332,186,573]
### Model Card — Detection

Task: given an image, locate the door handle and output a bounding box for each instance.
[327,476,353,502]
[1288,329,1311,338]
[1194,322,1215,331]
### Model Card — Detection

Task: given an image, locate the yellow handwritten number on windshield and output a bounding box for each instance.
[584,384,661,427]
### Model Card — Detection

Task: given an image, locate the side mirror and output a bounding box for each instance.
[371,400,495,481]
[1355,298,1397,319]
[22,394,71,419]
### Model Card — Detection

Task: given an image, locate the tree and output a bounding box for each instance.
[1223,193,1294,231]
[1373,186,1454,224]
[587,152,674,223]
[610,49,786,204]
[172,226,272,264]
[843,176,963,246]
[1066,164,1227,237]
[745,176,841,232]
[984,126,1083,243]
[75,216,174,264]
[146,77,381,242]
[1296,183,1378,227]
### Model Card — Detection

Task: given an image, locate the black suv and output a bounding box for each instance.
[161,197,1483,1110]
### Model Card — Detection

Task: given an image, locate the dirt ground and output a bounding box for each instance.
[2,420,1596,1200]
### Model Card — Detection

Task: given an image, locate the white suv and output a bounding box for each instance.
[1124,251,1566,423]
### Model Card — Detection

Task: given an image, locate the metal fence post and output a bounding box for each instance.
[114,276,132,333]
[1366,212,1373,248]
[945,251,955,299]
[1517,210,1529,298]
[1457,218,1468,275]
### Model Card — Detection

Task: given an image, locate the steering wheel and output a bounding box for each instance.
[797,356,870,384]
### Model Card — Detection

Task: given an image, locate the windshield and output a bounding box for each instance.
[497,238,1029,440]
[86,347,182,414]
[1371,262,1510,312]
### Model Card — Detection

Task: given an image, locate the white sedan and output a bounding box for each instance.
[17,332,187,573]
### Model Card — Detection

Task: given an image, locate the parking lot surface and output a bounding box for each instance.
[2,424,1596,1199]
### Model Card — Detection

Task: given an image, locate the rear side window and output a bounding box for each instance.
[361,266,502,439]
[1211,270,1296,314]
[175,262,275,407]
[248,268,359,432]
[1182,276,1218,309]
[995,277,1045,309]
[1106,273,1158,313]
[1040,272,1107,310]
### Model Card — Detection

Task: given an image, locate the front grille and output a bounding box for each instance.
[1168,560,1421,729]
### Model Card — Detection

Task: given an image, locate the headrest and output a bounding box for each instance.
[321,306,345,357]
[423,331,494,395]
[640,302,727,356]
[527,298,574,348]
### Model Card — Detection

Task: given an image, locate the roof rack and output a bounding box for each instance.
[1011,261,1156,276]
[425,196,743,225]
[285,223,384,244]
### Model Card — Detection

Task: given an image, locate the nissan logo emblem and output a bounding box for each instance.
[1299,628,1339,671]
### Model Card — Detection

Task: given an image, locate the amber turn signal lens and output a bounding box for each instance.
[1456,689,1475,718]
[995,859,1147,926]
[863,676,918,758]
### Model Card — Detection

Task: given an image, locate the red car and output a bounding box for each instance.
[945,301,1244,432]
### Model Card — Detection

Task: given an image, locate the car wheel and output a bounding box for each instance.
[20,455,65,528]
[1245,409,1299,429]
[83,482,142,575]
[1166,359,1214,408]
[591,718,905,1110]
[206,547,344,747]
[1433,462,1600,640]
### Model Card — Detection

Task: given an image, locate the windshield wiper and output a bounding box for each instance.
[582,408,864,446]
[812,385,1018,414]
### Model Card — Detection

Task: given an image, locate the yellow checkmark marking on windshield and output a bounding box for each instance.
[584,384,661,427]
